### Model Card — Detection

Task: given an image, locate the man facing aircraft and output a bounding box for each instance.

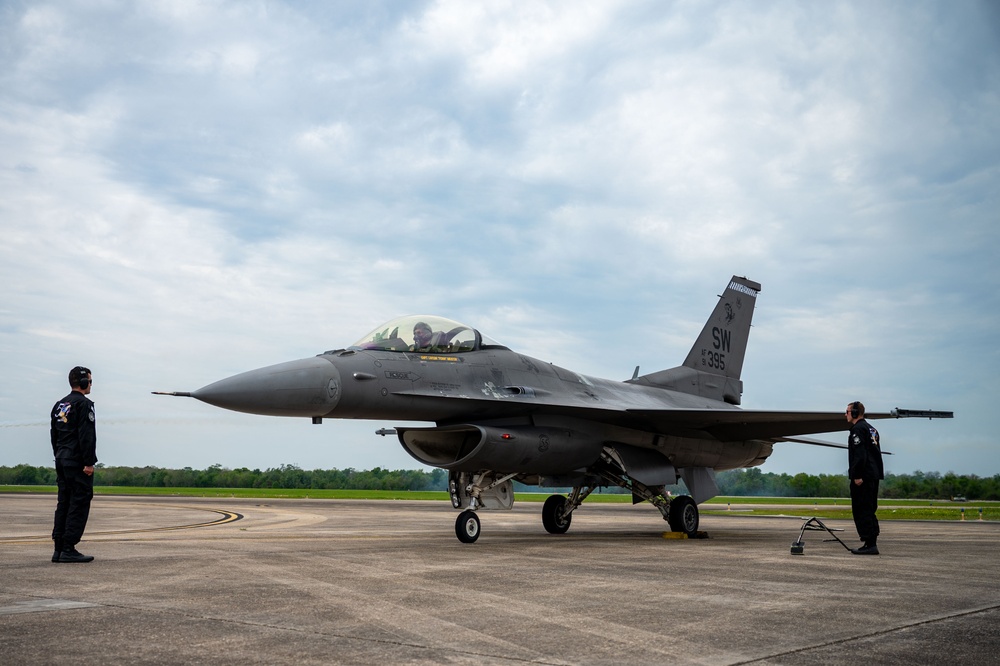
[846,401,883,555]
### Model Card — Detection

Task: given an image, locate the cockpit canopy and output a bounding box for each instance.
[349,315,505,353]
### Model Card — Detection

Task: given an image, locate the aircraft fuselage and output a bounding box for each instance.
[192,345,772,473]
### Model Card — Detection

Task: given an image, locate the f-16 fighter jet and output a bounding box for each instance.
[156,276,951,542]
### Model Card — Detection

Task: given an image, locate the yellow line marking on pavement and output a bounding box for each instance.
[0,506,242,544]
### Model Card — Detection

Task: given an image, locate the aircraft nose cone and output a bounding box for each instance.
[192,356,341,417]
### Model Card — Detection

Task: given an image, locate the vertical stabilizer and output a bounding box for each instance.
[631,276,760,405]
[682,275,760,381]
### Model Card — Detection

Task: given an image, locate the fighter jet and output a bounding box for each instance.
[155,276,952,542]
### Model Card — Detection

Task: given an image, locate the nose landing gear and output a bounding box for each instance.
[449,471,516,543]
[455,510,481,543]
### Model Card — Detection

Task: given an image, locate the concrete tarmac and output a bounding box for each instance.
[2,494,998,665]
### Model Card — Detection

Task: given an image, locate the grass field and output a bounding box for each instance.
[3,485,998,521]
[701,496,1000,521]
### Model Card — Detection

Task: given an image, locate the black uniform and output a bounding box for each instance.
[50,391,98,549]
[848,418,883,545]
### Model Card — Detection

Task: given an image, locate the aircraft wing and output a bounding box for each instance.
[627,408,952,441]
[392,387,951,441]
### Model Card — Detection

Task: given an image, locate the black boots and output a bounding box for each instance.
[852,540,879,555]
[57,547,95,563]
[52,538,94,563]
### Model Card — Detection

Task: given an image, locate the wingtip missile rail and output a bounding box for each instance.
[890,408,954,419]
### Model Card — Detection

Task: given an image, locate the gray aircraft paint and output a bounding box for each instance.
[156,276,951,542]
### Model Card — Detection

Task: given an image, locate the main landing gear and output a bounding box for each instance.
[541,495,571,534]
[541,485,597,534]
[667,495,699,536]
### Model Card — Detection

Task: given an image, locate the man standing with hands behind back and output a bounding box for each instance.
[846,400,883,555]
[50,366,98,563]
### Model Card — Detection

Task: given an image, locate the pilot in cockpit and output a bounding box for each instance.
[411,321,435,351]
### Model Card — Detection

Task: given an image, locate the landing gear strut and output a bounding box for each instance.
[594,451,701,537]
[449,471,516,543]
[541,486,595,534]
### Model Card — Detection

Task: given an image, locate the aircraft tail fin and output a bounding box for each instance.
[630,275,760,405]
[681,275,760,381]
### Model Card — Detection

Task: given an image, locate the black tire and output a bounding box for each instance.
[455,510,480,543]
[542,495,572,534]
[668,495,699,536]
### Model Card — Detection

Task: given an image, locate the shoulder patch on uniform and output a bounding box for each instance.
[55,402,72,423]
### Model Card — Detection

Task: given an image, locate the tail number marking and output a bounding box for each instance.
[700,327,731,370]
[701,349,726,370]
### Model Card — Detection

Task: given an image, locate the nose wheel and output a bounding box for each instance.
[455,510,481,543]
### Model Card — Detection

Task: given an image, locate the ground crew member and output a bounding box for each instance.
[50,366,98,563]
[846,400,883,555]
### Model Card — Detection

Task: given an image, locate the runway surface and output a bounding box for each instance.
[2,494,998,665]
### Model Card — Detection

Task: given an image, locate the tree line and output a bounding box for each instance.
[714,467,1000,500]
[0,464,447,492]
[1,464,998,500]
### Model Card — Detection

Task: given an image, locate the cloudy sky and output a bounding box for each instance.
[2,0,998,479]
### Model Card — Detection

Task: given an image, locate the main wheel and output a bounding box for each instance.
[542,495,572,534]
[455,510,481,543]
[668,495,699,536]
